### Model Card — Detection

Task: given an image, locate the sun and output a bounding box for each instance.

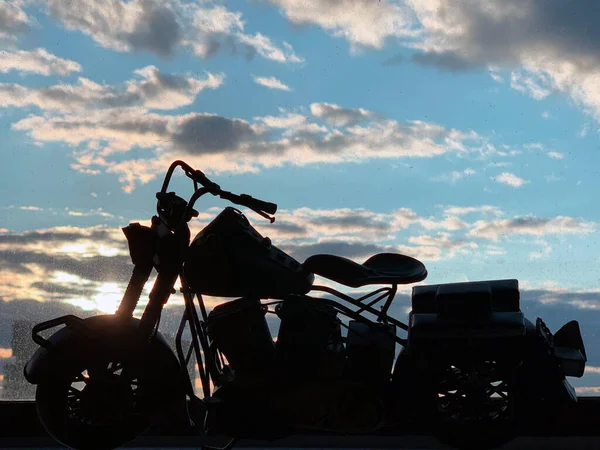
[92,282,122,313]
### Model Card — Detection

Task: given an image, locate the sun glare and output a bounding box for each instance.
[58,243,90,256]
[64,282,123,313]
[52,271,85,285]
[92,282,122,313]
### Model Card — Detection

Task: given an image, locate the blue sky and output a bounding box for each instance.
[2,0,600,394]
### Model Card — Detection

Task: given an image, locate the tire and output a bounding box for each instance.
[36,359,154,450]
[432,361,517,450]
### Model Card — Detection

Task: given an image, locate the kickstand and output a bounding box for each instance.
[202,437,237,450]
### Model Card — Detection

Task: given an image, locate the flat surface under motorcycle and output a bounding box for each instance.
[302,253,427,287]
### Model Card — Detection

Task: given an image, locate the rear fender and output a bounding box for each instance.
[554,320,587,378]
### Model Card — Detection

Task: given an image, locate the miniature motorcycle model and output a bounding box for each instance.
[24,160,587,450]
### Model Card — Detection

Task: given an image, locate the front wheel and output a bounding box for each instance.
[36,359,153,450]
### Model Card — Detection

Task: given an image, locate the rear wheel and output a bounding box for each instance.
[433,360,517,450]
[36,359,153,450]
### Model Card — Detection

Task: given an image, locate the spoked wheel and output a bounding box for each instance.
[433,360,517,450]
[36,359,153,450]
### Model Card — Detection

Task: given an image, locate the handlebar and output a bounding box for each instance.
[224,193,278,215]
[160,160,277,221]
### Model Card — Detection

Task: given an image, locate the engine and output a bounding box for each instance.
[206,294,397,432]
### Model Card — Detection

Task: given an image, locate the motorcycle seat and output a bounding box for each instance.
[302,253,427,288]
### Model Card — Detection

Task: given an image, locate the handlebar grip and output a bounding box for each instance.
[239,194,278,215]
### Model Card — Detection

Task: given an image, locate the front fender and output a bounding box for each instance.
[24,314,180,385]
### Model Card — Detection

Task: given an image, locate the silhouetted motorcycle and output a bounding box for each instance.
[24,160,587,450]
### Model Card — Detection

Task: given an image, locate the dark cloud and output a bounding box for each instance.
[470,216,595,240]
[29,281,96,297]
[1,66,221,112]
[282,241,391,263]
[269,221,308,237]
[310,215,392,234]
[310,102,372,127]
[2,251,133,284]
[412,51,478,72]
[0,1,30,37]
[125,3,182,58]
[0,228,117,244]
[45,0,181,58]
[413,0,600,71]
[172,114,259,154]
[381,53,403,67]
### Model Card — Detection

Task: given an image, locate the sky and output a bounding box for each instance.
[2,0,600,395]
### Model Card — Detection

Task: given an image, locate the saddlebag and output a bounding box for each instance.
[275,296,345,380]
[409,279,525,342]
[345,321,396,388]
[207,297,276,378]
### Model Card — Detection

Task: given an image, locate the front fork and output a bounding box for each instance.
[117,218,190,342]
[115,219,194,427]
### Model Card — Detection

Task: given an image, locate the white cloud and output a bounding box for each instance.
[493,172,529,188]
[510,70,553,100]
[547,151,564,160]
[433,168,476,184]
[266,0,415,51]
[442,205,503,217]
[0,48,81,76]
[529,240,552,260]
[236,33,303,63]
[0,66,223,111]
[252,75,291,91]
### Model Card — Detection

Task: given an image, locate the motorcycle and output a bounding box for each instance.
[24,160,588,450]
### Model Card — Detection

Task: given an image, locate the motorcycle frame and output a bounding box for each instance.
[174,276,410,401]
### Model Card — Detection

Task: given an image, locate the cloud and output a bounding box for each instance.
[442,205,503,217]
[529,240,552,260]
[492,172,529,187]
[266,0,415,51]
[282,241,395,263]
[469,216,595,241]
[0,48,81,76]
[43,0,182,57]
[510,70,554,100]
[236,33,303,63]
[381,53,404,66]
[412,51,476,72]
[12,104,485,190]
[0,66,223,112]
[171,114,260,154]
[252,75,291,91]
[405,0,600,121]
[310,102,372,127]
[548,151,564,160]
[408,233,478,253]
[40,0,303,64]
[0,0,31,39]
[433,168,476,184]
